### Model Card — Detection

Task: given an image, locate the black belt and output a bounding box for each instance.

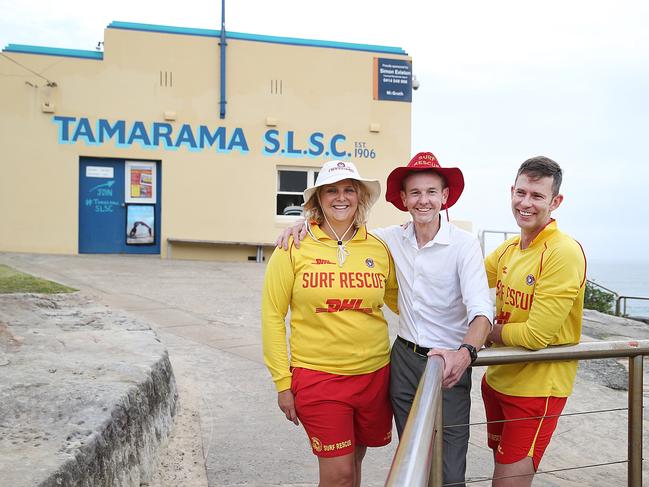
[397,335,430,357]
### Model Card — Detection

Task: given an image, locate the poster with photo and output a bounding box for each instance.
[126,204,155,245]
[125,161,156,203]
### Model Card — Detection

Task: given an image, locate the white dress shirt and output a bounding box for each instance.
[373,217,493,349]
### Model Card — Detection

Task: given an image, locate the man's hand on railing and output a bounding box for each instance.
[487,323,504,345]
[275,219,307,250]
[427,348,471,389]
[277,389,299,425]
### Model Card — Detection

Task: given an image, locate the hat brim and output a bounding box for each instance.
[304,178,381,208]
[385,166,464,212]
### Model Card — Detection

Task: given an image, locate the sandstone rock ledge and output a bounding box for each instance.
[0,293,178,487]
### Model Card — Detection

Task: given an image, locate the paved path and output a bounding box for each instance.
[1,252,647,486]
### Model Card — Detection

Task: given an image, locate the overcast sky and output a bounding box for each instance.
[2,0,648,262]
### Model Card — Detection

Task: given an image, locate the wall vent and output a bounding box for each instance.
[160,71,173,87]
[270,79,283,95]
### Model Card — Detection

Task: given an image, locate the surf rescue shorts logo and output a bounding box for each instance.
[311,437,323,452]
[322,439,352,452]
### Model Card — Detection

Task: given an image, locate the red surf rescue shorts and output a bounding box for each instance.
[481,375,567,470]
[291,364,392,458]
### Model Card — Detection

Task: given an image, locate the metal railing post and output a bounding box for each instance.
[478,229,518,257]
[385,356,444,487]
[429,399,443,487]
[628,355,643,486]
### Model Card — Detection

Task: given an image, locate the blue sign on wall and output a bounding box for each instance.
[374,57,412,102]
[51,117,382,159]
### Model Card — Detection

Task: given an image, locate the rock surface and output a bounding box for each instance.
[0,293,177,487]
[578,309,649,390]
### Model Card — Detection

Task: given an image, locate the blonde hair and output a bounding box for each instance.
[303,179,372,228]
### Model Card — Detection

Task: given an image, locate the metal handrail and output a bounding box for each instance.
[616,295,649,317]
[385,356,444,487]
[474,340,648,365]
[587,278,618,297]
[384,340,649,487]
[478,229,518,256]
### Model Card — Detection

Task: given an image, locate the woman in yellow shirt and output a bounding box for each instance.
[262,160,398,487]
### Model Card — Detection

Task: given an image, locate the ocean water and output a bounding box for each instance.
[587,259,649,318]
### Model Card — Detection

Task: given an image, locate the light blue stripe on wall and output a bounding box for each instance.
[108,21,407,55]
[3,44,103,60]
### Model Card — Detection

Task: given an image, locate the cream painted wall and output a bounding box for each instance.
[0,23,411,258]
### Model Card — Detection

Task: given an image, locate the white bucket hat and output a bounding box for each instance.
[303,160,381,206]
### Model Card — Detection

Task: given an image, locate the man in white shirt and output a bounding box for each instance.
[276,152,492,486]
[379,152,492,486]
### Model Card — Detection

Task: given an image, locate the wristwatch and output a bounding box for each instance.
[458,344,478,364]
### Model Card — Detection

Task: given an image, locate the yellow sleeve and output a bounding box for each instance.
[383,251,399,315]
[261,245,295,392]
[484,245,501,289]
[502,244,585,350]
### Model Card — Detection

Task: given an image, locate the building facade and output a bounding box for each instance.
[0,21,412,261]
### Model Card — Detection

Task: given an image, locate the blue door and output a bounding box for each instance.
[79,158,161,254]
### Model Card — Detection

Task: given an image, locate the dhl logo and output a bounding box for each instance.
[316,298,372,314]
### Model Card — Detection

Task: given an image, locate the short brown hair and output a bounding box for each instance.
[516,156,563,196]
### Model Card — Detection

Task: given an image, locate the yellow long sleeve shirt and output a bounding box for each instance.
[262,224,398,392]
[485,220,586,397]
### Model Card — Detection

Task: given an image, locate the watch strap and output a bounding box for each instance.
[458,343,478,364]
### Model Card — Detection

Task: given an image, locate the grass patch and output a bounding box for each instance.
[0,264,77,294]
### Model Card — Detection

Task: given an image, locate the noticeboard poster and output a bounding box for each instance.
[126,204,155,245]
[373,57,413,102]
[125,161,156,203]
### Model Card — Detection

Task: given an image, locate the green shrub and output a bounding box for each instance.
[584,281,615,314]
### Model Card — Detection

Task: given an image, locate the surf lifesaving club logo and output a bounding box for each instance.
[311,437,323,452]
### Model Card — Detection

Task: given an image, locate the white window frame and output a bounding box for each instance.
[275,166,319,220]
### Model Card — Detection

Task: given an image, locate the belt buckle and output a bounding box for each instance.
[414,344,427,357]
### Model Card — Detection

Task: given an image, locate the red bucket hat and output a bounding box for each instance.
[385,152,465,212]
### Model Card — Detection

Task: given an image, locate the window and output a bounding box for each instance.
[276,167,319,217]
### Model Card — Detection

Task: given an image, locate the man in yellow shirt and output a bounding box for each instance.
[483,156,587,486]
